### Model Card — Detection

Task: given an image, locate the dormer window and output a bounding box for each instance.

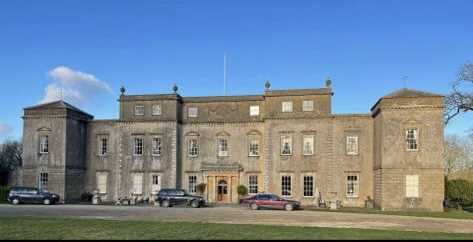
[134,105,145,116]
[282,101,293,112]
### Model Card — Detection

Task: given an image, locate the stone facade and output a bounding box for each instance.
[20,84,445,211]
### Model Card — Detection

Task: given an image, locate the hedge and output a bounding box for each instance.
[445,179,473,207]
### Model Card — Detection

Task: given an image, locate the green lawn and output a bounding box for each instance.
[304,207,473,220]
[0,217,472,240]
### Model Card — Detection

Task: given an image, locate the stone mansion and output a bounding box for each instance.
[20,80,445,211]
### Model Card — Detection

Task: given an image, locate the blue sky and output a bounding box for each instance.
[0,0,472,142]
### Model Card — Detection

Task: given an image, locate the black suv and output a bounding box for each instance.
[7,186,60,205]
[156,189,205,208]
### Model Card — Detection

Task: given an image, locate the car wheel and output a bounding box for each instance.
[12,198,20,205]
[284,204,294,211]
[191,200,200,208]
[43,199,51,205]
[250,203,259,210]
[161,200,170,208]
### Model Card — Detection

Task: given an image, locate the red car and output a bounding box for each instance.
[240,194,301,211]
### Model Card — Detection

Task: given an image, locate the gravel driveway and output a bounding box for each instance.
[1,204,473,234]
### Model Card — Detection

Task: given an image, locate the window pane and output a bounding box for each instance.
[250,105,260,116]
[40,135,49,154]
[281,176,292,196]
[281,136,292,155]
[303,100,314,111]
[134,138,143,155]
[249,139,260,156]
[303,136,314,155]
[133,173,143,195]
[249,175,258,194]
[346,175,359,197]
[188,176,197,193]
[303,176,314,197]
[152,137,162,156]
[134,106,145,116]
[406,129,418,151]
[188,139,199,157]
[218,138,228,157]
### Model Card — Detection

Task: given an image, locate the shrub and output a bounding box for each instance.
[196,183,206,194]
[237,185,248,197]
[445,179,473,207]
[0,186,9,202]
[80,192,94,202]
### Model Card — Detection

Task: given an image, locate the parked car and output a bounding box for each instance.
[240,193,300,211]
[156,189,205,208]
[7,186,60,205]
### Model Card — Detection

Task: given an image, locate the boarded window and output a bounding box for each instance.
[132,173,143,195]
[303,135,314,155]
[152,104,161,116]
[97,173,107,194]
[250,105,260,116]
[406,175,419,198]
[346,136,359,155]
[188,107,198,118]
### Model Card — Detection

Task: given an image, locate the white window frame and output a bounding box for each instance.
[406,128,419,151]
[40,172,48,189]
[248,175,258,194]
[217,137,229,157]
[282,101,293,113]
[152,137,162,156]
[302,100,314,112]
[188,107,198,118]
[132,173,143,195]
[133,137,144,156]
[134,105,145,116]
[346,136,359,155]
[152,104,161,116]
[346,174,359,198]
[250,105,260,116]
[248,138,260,157]
[98,136,108,156]
[39,135,49,154]
[281,175,292,197]
[280,135,293,156]
[188,175,197,194]
[406,175,420,198]
[303,175,315,197]
[96,172,108,194]
[303,135,315,156]
[150,174,161,195]
[188,138,199,158]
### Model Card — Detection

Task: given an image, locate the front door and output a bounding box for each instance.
[217,179,228,203]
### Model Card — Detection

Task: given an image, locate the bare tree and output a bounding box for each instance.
[445,62,473,124]
[444,135,468,176]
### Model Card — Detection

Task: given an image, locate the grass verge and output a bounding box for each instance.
[0,217,472,240]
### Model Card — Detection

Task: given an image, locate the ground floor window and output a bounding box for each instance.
[132,173,143,195]
[303,176,314,197]
[281,176,292,197]
[97,172,107,194]
[406,175,419,198]
[249,175,258,194]
[346,174,359,198]
[188,176,197,193]
[151,175,161,194]
[39,172,48,189]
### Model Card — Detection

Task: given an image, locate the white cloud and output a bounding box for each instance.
[0,122,13,139]
[41,66,114,106]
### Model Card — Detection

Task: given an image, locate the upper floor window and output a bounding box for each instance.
[248,139,260,157]
[134,105,145,116]
[302,100,314,112]
[217,138,229,157]
[303,135,314,156]
[406,129,418,151]
[99,137,108,156]
[406,175,419,198]
[152,137,162,156]
[346,136,359,155]
[133,137,144,156]
[282,101,293,113]
[188,139,199,157]
[346,174,359,198]
[188,107,198,118]
[281,135,292,156]
[39,135,49,154]
[152,104,161,116]
[250,105,260,116]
